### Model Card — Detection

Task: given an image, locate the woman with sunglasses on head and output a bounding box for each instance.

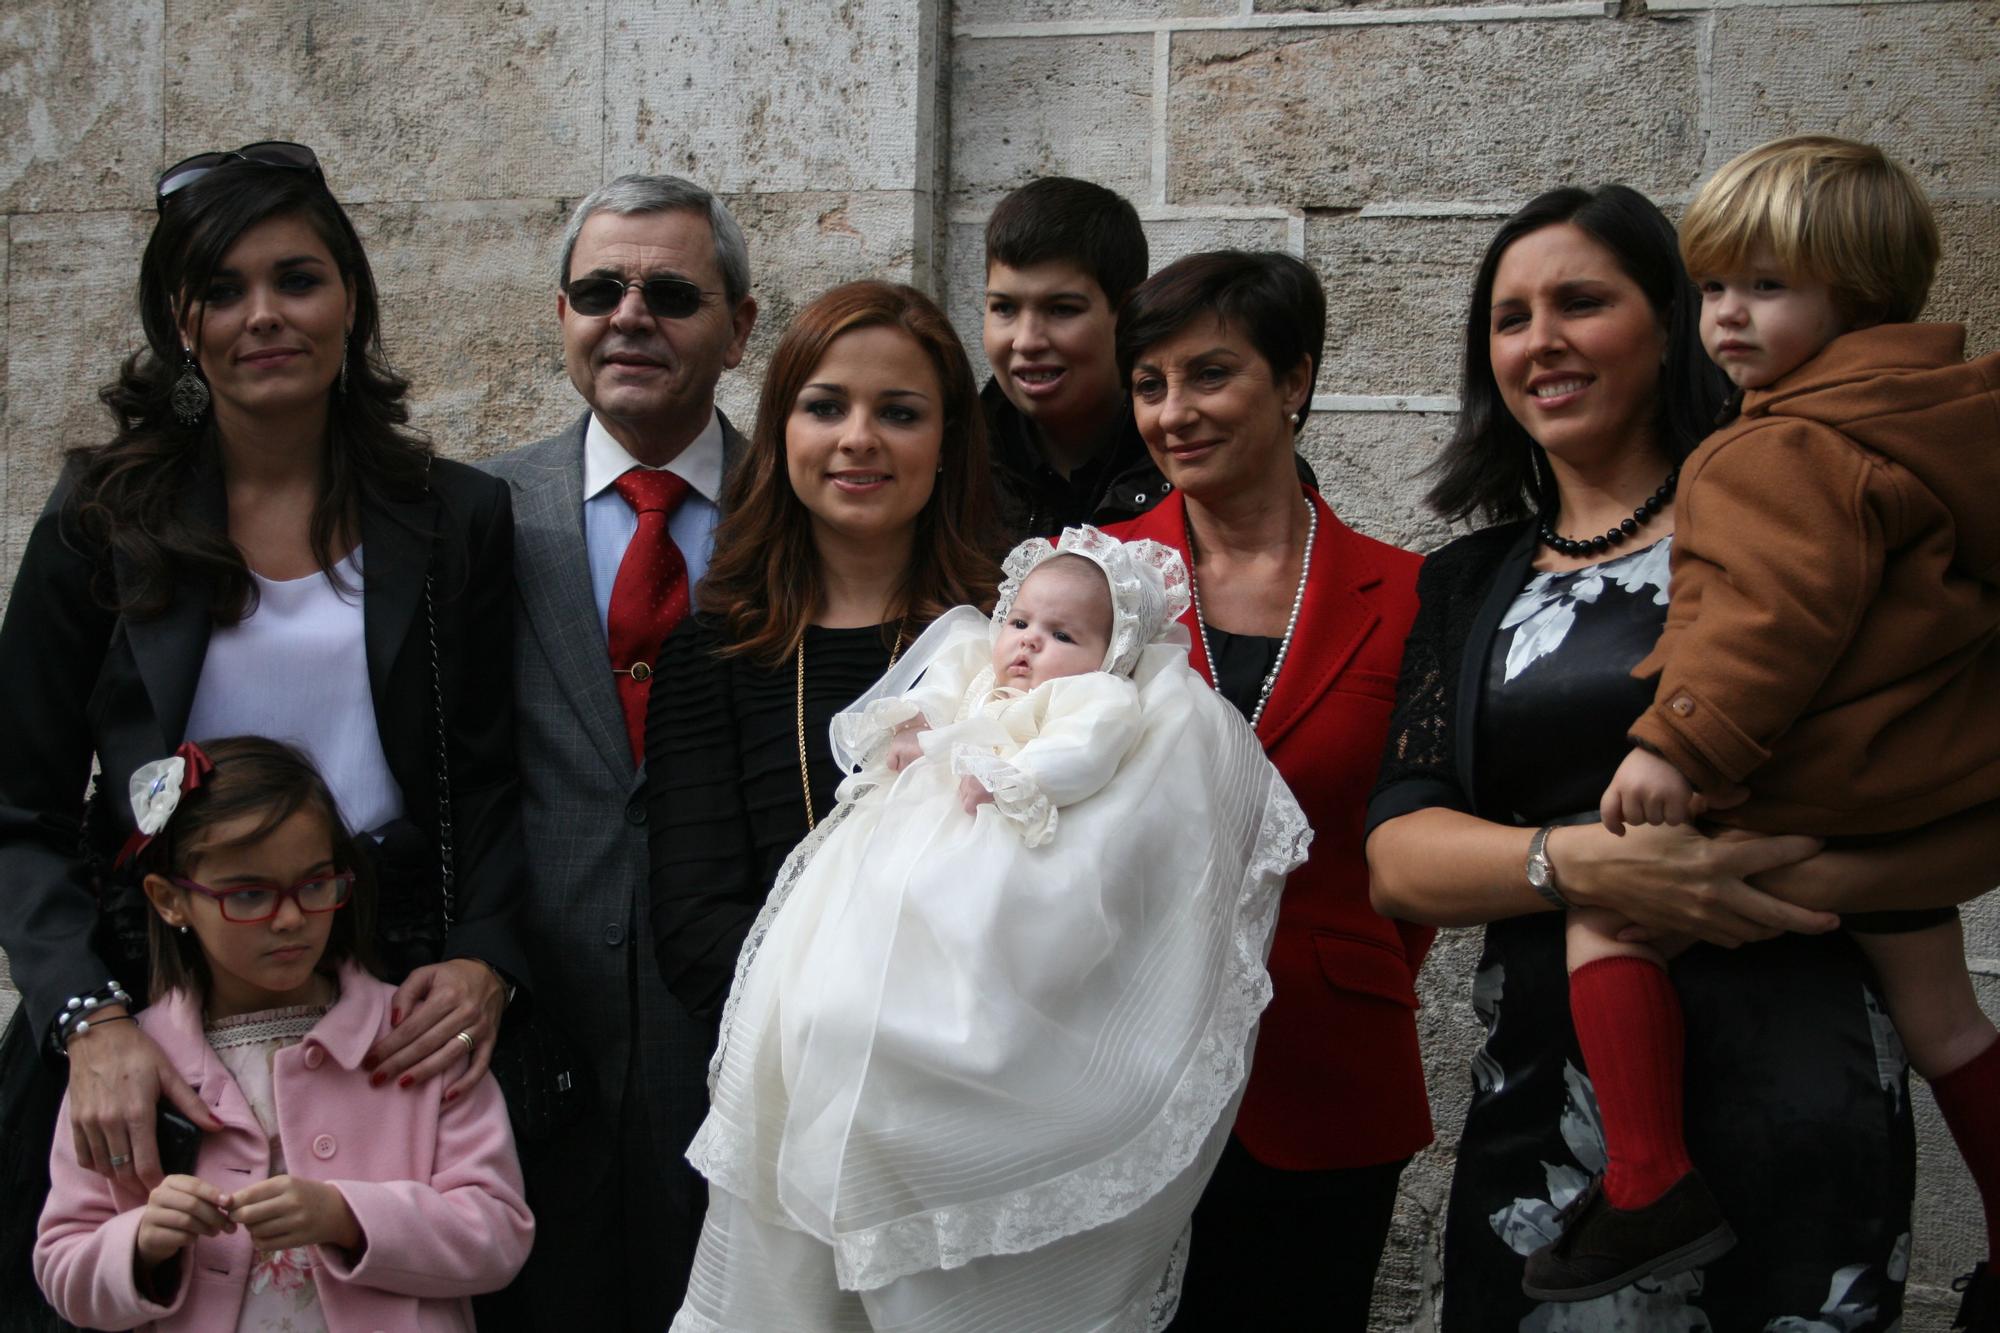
[643,281,999,1032]
[0,143,530,1304]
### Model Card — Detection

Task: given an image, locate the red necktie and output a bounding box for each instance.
[608,468,692,764]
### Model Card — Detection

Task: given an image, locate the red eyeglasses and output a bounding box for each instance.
[172,872,354,924]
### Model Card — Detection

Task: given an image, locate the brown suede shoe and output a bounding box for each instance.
[1956,1263,1999,1332]
[1521,1173,1737,1302]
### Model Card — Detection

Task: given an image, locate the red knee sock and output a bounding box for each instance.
[1569,956,1695,1210]
[1932,1035,2000,1263]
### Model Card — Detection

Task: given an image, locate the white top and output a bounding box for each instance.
[581,410,726,637]
[185,549,405,834]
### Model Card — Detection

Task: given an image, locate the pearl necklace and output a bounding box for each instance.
[1186,501,1317,730]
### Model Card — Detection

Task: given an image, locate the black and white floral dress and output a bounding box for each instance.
[1369,524,1916,1332]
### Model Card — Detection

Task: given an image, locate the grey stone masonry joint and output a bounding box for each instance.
[1314,393,1462,413]
[1151,30,1171,207]
[1358,201,1531,218]
[951,203,1305,224]
[1652,0,1950,9]
[956,2,1612,40]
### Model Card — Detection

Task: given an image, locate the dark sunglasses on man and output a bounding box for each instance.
[156,140,323,210]
[563,275,712,320]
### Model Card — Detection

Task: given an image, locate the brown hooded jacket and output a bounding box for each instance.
[1631,322,2000,834]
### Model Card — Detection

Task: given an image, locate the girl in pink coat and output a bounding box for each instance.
[35,737,532,1332]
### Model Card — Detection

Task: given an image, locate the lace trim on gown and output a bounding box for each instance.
[689,756,1311,1292]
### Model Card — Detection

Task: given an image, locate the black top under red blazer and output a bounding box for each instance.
[0,454,529,1040]
[1108,488,1433,1170]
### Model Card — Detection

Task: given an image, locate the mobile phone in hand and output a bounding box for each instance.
[155,1106,203,1178]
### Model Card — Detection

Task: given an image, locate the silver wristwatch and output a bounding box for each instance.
[1525,824,1570,910]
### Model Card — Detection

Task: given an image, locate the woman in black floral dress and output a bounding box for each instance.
[1367,185,2000,1329]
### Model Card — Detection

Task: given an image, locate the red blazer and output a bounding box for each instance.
[1108,489,1433,1170]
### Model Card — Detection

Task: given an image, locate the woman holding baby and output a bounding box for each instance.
[651,269,1321,1328]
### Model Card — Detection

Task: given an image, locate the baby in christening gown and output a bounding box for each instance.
[671,527,1313,1333]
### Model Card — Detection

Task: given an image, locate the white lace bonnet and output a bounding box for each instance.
[991,525,1192,678]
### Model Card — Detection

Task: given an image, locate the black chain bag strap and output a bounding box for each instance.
[424,563,591,1146]
[0,1004,75,1333]
[1,790,111,1332]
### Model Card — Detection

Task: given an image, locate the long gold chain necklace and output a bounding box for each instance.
[797,615,909,830]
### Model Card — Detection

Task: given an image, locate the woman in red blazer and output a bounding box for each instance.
[1105,251,1430,1329]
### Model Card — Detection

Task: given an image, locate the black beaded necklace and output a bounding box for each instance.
[1537,467,1679,558]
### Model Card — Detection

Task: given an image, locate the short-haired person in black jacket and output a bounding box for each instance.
[980,179,1318,544]
[980,178,1168,542]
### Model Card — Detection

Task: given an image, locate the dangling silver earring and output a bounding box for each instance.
[171,350,210,425]
[338,337,351,396]
[177,925,190,936]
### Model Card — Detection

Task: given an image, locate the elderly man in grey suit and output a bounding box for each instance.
[483,174,756,1328]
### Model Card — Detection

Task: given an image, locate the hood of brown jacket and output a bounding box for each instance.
[1742,323,2000,578]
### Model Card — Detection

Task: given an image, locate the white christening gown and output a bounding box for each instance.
[672,609,1311,1332]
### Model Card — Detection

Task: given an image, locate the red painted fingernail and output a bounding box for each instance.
[390,1008,401,1025]
[398,1075,413,1088]
[444,1089,459,1103]
[370,1073,386,1088]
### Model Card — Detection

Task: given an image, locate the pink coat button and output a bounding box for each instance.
[302,1046,325,1070]
[312,1134,337,1160]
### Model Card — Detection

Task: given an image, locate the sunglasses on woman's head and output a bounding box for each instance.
[563,275,710,320]
[156,141,323,211]
[171,872,354,924]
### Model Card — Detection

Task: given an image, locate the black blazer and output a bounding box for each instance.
[0,453,530,1040]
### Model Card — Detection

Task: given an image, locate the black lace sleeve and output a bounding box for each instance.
[1365,524,1524,836]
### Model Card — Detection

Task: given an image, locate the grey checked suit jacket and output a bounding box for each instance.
[482,410,743,1219]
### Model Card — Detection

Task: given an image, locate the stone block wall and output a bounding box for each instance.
[0,0,947,583]
[3,1,1996,1327]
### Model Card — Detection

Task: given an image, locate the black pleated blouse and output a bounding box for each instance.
[643,615,898,1023]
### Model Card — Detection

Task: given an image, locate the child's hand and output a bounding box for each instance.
[1600,748,1699,834]
[959,774,994,815]
[135,1174,235,1268]
[887,719,931,772]
[225,1175,363,1254]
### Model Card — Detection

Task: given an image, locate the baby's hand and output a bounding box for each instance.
[226,1174,363,1254]
[959,774,994,815]
[887,719,931,772]
[135,1174,234,1268]
[1600,748,1699,835]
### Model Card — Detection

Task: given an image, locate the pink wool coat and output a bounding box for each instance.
[35,963,532,1332]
